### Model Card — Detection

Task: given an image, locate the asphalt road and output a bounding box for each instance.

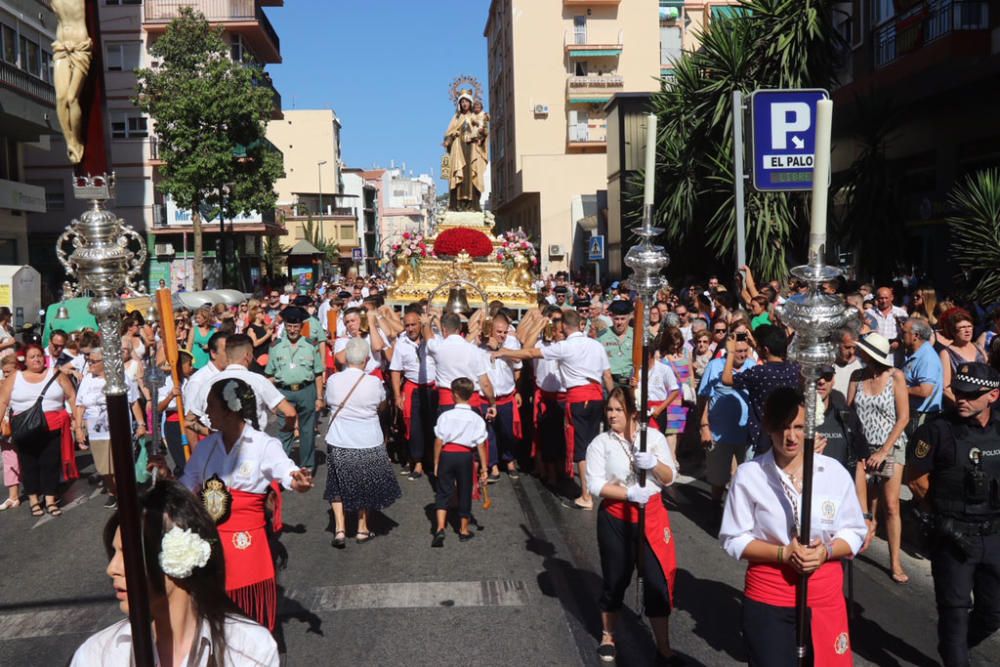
[2,440,1000,666]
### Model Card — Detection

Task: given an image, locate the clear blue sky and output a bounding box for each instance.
[267,1,490,192]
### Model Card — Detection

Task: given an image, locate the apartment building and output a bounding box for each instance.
[0,0,55,270]
[659,1,745,78]
[831,0,1000,286]
[24,0,283,292]
[484,0,660,276]
[381,166,435,245]
[267,109,361,276]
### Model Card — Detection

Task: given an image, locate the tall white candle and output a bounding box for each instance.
[809,99,833,265]
[644,113,657,206]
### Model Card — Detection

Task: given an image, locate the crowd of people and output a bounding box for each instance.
[1,264,999,666]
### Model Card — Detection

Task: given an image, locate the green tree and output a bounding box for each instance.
[948,168,1000,302]
[644,0,842,281]
[300,218,341,267]
[263,234,288,279]
[135,7,283,289]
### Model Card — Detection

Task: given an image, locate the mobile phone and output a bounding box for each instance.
[735,332,748,342]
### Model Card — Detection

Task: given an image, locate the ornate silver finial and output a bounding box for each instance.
[625,204,670,339]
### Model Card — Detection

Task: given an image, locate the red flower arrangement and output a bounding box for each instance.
[433,227,494,257]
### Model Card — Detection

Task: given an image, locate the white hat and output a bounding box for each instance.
[857,332,893,367]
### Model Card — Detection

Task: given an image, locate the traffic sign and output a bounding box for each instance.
[351,247,363,261]
[750,89,830,192]
[588,235,605,261]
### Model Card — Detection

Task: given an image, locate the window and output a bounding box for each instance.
[0,136,16,181]
[660,26,681,65]
[37,181,65,211]
[574,16,587,44]
[106,41,142,71]
[574,60,588,76]
[40,50,52,83]
[110,111,148,138]
[19,35,40,76]
[1,24,16,64]
[114,179,147,208]
[231,34,245,62]
[340,224,355,241]
[874,0,894,24]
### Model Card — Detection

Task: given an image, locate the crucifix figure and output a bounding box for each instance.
[51,0,93,164]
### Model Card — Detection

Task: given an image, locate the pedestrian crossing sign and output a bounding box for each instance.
[589,235,605,261]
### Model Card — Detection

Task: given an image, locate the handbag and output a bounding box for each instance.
[665,358,697,406]
[11,371,61,442]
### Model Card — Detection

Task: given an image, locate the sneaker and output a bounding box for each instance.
[506,466,520,480]
[487,472,501,484]
[399,466,411,476]
[104,496,118,510]
[597,643,616,663]
[408,470,424,481]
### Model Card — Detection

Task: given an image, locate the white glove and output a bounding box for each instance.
[634,451,658,470]
[626,483,660,506]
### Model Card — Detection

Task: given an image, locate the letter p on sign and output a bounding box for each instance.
[770,102,810,150]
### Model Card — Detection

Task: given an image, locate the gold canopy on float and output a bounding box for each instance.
[386,209,537,309]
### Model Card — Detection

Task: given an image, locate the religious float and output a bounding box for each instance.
[386,77,538,311]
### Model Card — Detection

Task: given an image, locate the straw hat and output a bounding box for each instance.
[857,332,894,367]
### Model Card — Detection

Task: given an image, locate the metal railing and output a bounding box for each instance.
[144,0,280,52]
[567,74,624,88]
[567,125,607,144]
[564,28,624,48]
[874,0,988,68]
[0,60,55,106]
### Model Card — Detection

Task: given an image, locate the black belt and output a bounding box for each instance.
[942,515,1000,536]
[277,382,309,391]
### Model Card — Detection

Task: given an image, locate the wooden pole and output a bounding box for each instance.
[155,288,192,459]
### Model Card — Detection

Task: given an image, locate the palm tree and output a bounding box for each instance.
[644,0,843,281]
[948,168,1000,302]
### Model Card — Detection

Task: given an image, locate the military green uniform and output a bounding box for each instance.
[303,315,324,347]
[266,336,324,469]
[598,326,634,386]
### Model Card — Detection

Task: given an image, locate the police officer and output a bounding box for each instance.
[265,306,325,472]
[906,362,1000,667]
[293,295,325,348]
[597,300,634,389]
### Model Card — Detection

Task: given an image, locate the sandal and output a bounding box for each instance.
[891,571,909,584]
[331,531,346,549]
[356,530,374,544]
[46,504,62,517]
[0,498,20,511]
[30,503,44,517]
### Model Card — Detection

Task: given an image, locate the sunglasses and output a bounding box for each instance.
[818,372,835,382]
[713,328,727,334]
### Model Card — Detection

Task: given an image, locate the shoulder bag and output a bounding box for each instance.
[328,372,367,423]
[11,371,61,443]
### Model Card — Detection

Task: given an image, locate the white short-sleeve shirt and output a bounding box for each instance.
[540,331,610,389]
[189,364,285,429]
[426,334,490,391]
[585,427,676,499]
[324,368,386,449]
[433,403,488,449]
[388,334,436,384]
[179,425,298,493]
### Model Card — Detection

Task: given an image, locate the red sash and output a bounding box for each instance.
[602,496,677,607]
[402,380,435,439]
[438,388,483,408]
[442,443,481,500]
[165,411,180,423]
[745,562,851,665]
[369,367,384,381]
[218,489,276,630]
[46,410,77,481]
[493,391,523,439]
[531,388,565,458]
[563,381,603,475]
[647,400,665,432]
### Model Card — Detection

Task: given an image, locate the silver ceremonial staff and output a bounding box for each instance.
[624,170,669,612]
[777,99,853,666]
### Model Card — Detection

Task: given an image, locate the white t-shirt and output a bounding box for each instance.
[719,450,867,561]
[76,373,140,441]
[640,361,679,402]
[480,335,522,397]
[183,361,223,415]
[426,334,490,391]
[324,368,385,449]
[189,364,285,429]
[388,334,436,384]
[334,334,383,374]
[533,340,566,393]
[71,615,278,667]
[180,425,298,494]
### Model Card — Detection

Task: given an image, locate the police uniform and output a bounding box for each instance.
[265,307,325,470]
[909,363,1000,667]
[293,295,324,347]
[597,300,634,387]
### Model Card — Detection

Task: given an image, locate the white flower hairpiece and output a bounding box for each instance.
[159,526,211,579]
[222,380,242,413]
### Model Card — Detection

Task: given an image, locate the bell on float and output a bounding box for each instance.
[55,300,70,320]
[444,287,471,316]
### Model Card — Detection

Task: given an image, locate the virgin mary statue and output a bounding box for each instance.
[443,91,488,212]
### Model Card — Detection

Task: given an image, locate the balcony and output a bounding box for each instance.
[0,59,55,107]
[564,0,619,5]
[567,74,624,104]
[144,0,281,63]
[567,121,607,151]
[564,29,623,58]
[874,1,988,69]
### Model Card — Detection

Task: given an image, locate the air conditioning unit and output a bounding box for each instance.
[548,244,565,257]
[533,104,549,116]
[154,243,175,256]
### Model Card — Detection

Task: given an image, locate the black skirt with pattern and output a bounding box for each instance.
[323,444,402,512]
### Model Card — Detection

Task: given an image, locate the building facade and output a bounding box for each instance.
[484,0,660,277]
[23,0,284,293]
[831,0,1000,286]
[0,0,55,272]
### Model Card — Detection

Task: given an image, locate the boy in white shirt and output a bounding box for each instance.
[432,377,488,547]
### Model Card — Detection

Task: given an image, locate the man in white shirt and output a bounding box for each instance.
[832,328,863,398]
[424,311,496,418]
[189,333,296,432]
[477,311,522,481]
[389,306,437,479]
[183,332,228,436]
[865,286,908,344]
[496,308,613,510]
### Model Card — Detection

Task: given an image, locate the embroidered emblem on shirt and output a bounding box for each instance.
[200,474,232,525]
[915,440,930,459]
[663,528,671,545]
[834,632,849,655]
[232,531,252,551]
[238,461,253,477]
[821,500,836,521]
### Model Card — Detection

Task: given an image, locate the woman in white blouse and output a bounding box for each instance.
[324,337,401,548]
[719,386,867,666]
[71,480,279,666]
[585,387,680,665]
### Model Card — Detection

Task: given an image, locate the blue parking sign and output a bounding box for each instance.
[751,89,829,192]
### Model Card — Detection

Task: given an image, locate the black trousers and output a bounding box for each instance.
[539,397,566,464]
[436,450,474,518]
[931,533,1000,666]
[17,427,61,497]
[162,419,186,476]
[407,385,437,465]
[570,399,604,463]
[742,597,800,667]
[596,507,671,618]
[480,400,518,469]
